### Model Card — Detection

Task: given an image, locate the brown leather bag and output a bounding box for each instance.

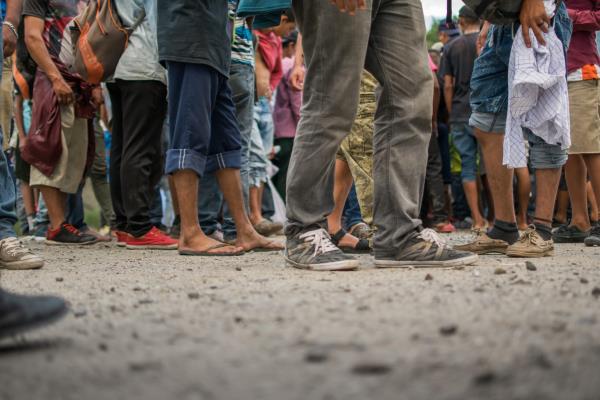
[70,0,145,84]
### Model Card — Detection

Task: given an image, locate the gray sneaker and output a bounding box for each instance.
[0,237,44,270]
[584,223,600,247]
[375,228,479,268]
[285,228,359,271]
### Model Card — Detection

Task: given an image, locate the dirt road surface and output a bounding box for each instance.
[1,233,600,400]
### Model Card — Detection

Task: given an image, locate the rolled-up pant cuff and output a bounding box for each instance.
[166,149,241,178]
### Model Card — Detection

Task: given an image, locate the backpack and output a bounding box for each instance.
[70,0,146,84]
[453,0,522,25]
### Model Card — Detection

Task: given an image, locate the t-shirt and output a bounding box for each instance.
[255,30,282,91]
[157,0,230,77]
[22,0,88,72]
[228,0,254,67]
[441,32,479,123]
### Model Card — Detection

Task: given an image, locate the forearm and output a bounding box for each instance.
[14,97,26,139]
[4,0,23,26]
[294,33,304,68]
[432,73,439,123]
[567,8,600,31]
[443,83,453,117]
[25,31,62,83]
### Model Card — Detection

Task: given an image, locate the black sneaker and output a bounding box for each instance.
[0,289,68,339]
[285,228,359,271]
[584,223,600,247]
[375,228,479,268]
[552,224,589,243]
[46,223,98,245]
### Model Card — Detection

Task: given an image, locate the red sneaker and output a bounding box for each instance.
[126,227,178,250]
[114,231,132,247]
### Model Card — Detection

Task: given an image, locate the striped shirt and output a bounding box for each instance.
[229,1,255,67]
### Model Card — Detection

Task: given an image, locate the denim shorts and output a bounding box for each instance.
[165,62,241,178]
[450,122,478,182]
[470,3,572,116]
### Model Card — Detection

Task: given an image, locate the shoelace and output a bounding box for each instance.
[63,223,80,235]
[0,237,29,257]
[417,228,448,248]
[299,229,339,257]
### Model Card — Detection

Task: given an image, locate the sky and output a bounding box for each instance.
[422,0,463,27]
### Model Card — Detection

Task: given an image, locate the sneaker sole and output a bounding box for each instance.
[584,238,600,247]
[117,242,126,247]
[126,244,178,250]
[0,260,44,270]
[285,257,359,271]
[0,304,68,340]
[375,253,479,268]
[45,240,98,246]
[506,250,554,258]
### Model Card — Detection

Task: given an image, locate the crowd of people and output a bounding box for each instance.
[1,0,600,335]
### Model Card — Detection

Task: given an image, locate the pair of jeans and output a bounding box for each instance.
[342,185,363,231]
[286,0,432,257]
[425,132,448,224]
[451,123,478,182]
[198,63,255,239]
[0,136,16,239]
[249,97,272,187]
[108,80,167,237]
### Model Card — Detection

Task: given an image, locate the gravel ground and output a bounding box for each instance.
[1,232,600,400]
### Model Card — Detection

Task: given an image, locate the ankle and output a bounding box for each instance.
[534,222,552,241]
[488,219,519,245]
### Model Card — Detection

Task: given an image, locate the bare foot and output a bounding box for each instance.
[236,229,284,252]
[179,233,243,255]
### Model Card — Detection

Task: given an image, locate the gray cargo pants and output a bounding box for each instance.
[285,0,433,257]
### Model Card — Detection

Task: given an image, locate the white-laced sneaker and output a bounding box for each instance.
[0,237,44,270]
[285,228,359,271]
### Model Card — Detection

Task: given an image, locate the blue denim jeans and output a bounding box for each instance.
[198,63,255,239]
[451,123,478,182]
[342,185,363,231]
[249,97,272,187]
[0,139,17,239]
[469,3,572,170]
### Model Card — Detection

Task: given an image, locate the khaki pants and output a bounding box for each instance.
[30,105,88,194]
[336,71,376,225]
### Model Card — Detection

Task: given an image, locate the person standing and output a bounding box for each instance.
[23,0,101,245]
[553,0,600,246]
[157,0,282,256]
[442,6,488,230]
[107,0,177,250]
[283,0,478,270]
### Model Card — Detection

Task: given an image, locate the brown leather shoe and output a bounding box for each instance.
[455,229,509,255]
[506,226,554,258]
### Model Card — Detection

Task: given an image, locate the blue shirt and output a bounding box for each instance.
[229,0,254,67]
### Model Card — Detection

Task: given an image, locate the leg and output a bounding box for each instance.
[39,186,67,230]
[515,167,531,230]
[285,0,371,235]
[90,122,115,227]
[426,130,451,229]
[119,80,167,237]
[327,159,359,248]
[0,139,17,239]
[107,82,127,232]
[366,0,432,254]
[564,154,590,230]
[587,181,599,222]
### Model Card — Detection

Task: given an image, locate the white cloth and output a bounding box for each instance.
[503,1,571,168]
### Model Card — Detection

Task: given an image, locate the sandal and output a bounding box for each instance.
[330,229,371,254]
[179,243,244,257]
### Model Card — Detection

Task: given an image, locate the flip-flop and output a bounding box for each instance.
[331,229,372,254]
[179,243,245,257]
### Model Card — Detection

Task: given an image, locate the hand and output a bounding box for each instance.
[520,0,550,48]
[91,87,104,107]
[52,77,75,105]
[2,24,17,58]
[330,0,366,15]
[18,136,27,153]
[290,65,305,91]
[477,21,491,55]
